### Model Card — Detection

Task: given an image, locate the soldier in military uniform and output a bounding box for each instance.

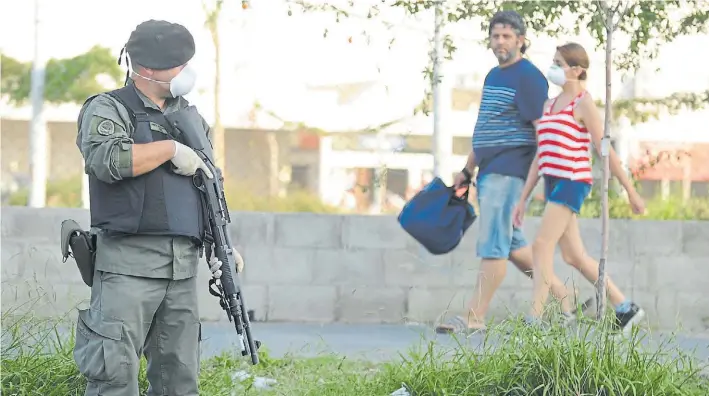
[73,19,225,396]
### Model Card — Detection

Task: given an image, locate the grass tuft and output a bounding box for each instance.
[2,307,708,396]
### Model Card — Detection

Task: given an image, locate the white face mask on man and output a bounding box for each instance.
[546,65,567,87]
[132,63,197,98]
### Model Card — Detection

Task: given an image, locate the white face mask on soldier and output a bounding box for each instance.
[546,65,567,87]
[167,64,197,97]
[132,63,197,98]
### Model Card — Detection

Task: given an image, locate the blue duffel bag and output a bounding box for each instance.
[397,177,477,255]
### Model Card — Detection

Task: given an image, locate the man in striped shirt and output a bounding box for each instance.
[438,10,584,334]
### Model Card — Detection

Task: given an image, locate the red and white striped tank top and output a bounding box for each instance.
[536,91,593,184]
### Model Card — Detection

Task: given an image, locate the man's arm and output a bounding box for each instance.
[464,150,476,173]
[513,69,549,201]
[515,66,549,125]
[131,141,176,176]
[79,95,175,184]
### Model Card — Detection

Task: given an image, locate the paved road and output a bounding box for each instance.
[4,319,707,366]
[200,321,709,363]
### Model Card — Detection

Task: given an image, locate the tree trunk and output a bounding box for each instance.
[209,22,226,177]
[203,0,226,178]
[597,0,614,322]
[266,131,279,197]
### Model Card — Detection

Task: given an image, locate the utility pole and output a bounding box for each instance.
[431,1,452,184]
[28,0,48,208]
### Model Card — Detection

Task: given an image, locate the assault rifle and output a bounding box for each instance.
[166,108,261,365]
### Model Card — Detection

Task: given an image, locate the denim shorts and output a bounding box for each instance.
[543,175,592,214]
[475,173,528,259]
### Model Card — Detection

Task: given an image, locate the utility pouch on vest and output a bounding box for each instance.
[60,219,97,287]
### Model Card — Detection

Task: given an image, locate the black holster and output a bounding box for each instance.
[60,219,97,287]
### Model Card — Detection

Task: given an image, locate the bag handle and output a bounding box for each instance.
[449,184,470,203]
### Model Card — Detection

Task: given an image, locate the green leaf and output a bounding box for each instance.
[1,45,123,106]
[287,0,709,119]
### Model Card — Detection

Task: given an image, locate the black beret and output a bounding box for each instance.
[125,19,195,70]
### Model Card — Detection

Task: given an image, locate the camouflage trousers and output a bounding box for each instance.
[73,270,201,396]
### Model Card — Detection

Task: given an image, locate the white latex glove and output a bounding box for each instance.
[170,141,214,178]
[208,256,223,279]
[233,249,245,273]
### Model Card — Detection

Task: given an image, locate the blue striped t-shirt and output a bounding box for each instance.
[472,58,549,181]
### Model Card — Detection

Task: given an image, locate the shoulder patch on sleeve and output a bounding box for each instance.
[97,119,116,136]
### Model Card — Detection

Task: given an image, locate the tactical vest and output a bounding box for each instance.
[79,85,208,242]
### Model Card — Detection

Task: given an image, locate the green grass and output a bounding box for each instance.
[2,308,708,396]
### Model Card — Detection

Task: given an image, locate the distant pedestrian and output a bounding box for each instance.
[436,10,584,335]
[513,42,646,333]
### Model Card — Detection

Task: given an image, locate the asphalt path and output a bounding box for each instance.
[200,321,709,364]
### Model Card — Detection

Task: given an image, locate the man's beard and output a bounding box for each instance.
[495,48,517,64]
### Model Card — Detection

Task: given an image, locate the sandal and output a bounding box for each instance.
[435,315,486,335]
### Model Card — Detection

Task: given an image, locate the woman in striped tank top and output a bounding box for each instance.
[512,43,647,333]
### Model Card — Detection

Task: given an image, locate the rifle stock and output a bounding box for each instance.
[167,108,260,365]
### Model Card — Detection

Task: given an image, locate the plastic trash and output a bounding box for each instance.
[390,383,412,396]
[232,370,277,390]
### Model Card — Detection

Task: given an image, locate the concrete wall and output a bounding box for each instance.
[2,206,708,334]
